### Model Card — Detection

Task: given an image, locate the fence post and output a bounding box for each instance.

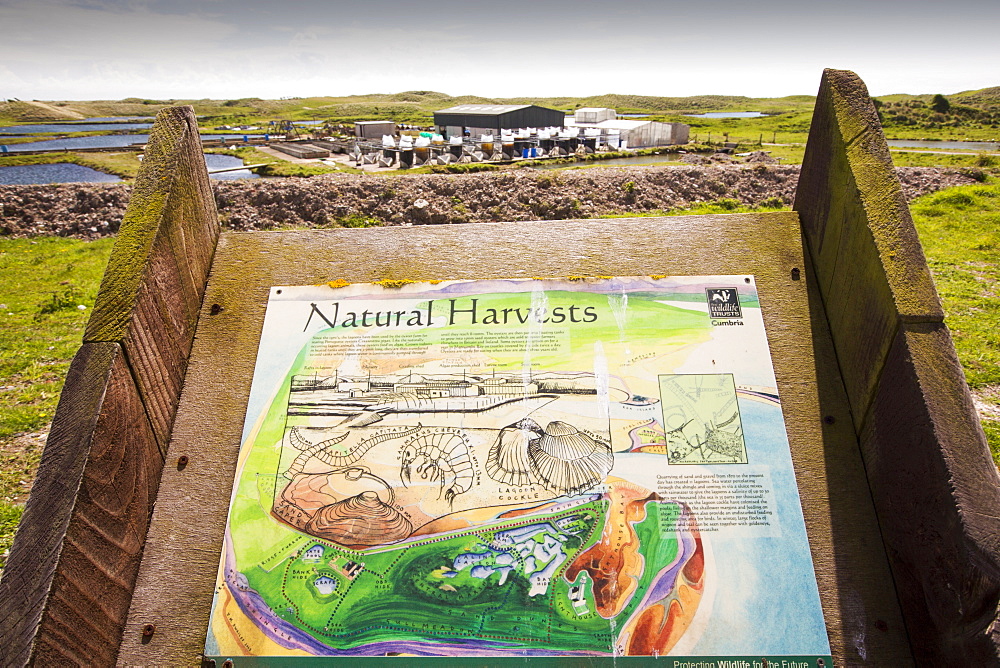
[794,68,1000,663]
[0,106,220,665]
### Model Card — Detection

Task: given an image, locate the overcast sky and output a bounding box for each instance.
[2,0,997,101]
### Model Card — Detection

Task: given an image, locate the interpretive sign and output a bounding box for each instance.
[205,276,832,664]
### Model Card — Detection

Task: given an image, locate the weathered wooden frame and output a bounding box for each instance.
[1,70,997,667]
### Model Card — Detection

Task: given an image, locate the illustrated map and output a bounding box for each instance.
[206,277,832,664]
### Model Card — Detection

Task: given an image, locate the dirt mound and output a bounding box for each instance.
[0,165,978,239]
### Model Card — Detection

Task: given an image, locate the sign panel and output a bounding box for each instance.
[206,277,831,664]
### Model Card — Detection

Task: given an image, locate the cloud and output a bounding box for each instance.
[0,0,997,99]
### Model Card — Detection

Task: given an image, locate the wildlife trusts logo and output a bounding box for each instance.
[706,288,742,319]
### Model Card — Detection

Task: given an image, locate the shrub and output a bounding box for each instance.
[334,213,381,228]
[959,168,988,183]
[35,284,83,318]
[975,153,996,168]
[756,196,786,209]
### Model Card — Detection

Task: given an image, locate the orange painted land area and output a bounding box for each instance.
[565,481,656,618]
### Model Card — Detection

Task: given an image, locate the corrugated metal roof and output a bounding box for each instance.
[436,104,532,115]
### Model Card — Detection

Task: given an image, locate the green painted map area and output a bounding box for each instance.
[228,493,688,654]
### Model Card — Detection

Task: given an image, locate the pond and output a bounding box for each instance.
[530,154,681,170]
[1,135,150,151]
[0,122,154,134]
[0,154,256,184]
[0,163,122,185]
[205,153,259,180]
[685,112,769,118]
[1,133,267,152]
[886,139,1000,151]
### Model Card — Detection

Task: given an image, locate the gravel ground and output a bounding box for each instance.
[0,165,977,239]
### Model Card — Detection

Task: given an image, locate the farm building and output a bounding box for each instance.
[565,109,689,148]
[355,120,396,139]
[573,107,617,124]
[434,104,565,139]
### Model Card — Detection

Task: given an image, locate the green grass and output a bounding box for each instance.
[0,236,114,571]
[910,183,1000,389]
[910,181,1000,457]
[0,237,114,439]
[0,501,20,571]
[75,152,143,178]
[599,196,789,218]
[888,150,997,169]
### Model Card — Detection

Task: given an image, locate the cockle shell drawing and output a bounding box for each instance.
[486,417,543,487]
[528,421,613,495]
[486,418,613,495]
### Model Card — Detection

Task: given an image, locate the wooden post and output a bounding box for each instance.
[0,106,220,665]
[794,69,1000,663]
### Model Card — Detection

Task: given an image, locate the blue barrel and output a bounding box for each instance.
[530,147,537,158]
[243,135,248,143]
[265,133,270,141]
[0,145,7,154]
[522,148,529,158]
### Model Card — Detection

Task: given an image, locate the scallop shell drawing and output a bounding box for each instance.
[528,421,613,495]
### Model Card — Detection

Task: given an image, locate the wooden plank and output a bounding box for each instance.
[0,342,162,666]
[781,262,913,665]
[119,215,909,665]
[794,69,943,429]
[794,68,1000,660]
[0,105,220,666]
[84,105,220,450]
[860,323,1000,664]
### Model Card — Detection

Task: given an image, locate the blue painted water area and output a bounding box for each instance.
[886,139,1000,151]
[2,133,266,152]
[0,122,154,134]
[685,111,769,118]
[205,153,259,180]
[0,163,121,185]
